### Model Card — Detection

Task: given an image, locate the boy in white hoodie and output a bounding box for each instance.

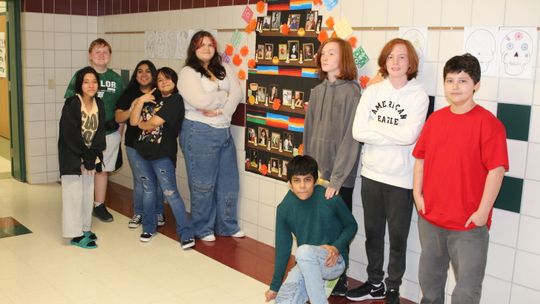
[348,38,429,304]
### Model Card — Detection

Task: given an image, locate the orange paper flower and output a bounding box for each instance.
[259,164,268,175]
[225,44,234,56]
[325,17,334,29]
[272,99,281,110]
[232,54,243,66]
[317,29,328,43]
[240,46,249,57]
[248,58,256,68]
[237,69,246,80]
[359,75,371,89]
[245,18,257,34]
[256,1,266,13]
[313,0,322,5]
[298,144,304,155]
[348,36,357,48]
[280,24,290,35]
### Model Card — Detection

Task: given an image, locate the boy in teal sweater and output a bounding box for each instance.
[265,155,358,304]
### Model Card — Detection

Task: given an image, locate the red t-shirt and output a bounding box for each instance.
[412,105,509,230]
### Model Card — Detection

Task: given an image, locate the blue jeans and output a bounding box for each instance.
[136,155,194,242]
[180,119,241,238]
[276,245,345,304]
[126,146,164,217]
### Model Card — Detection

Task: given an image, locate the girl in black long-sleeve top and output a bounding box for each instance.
[58,66,105,249]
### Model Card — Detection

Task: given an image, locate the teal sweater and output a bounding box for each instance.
[270,185,358,291]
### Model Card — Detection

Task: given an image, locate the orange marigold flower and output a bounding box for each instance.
[280,24,290,35]
[240,46,249,57]
[237,69,246,80]
[256,1,266,13]
[325,17,334,29]
[348,36,357,48]
[225,44,234,56]
[317,29,328,43]
[248,58,256,68]
[232,54,243,66]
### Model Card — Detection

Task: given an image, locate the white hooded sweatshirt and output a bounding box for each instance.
[352,78,429,189]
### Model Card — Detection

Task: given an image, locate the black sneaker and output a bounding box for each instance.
[346,281,385,301]
[128,214,142,228]
[331,274,348,296]
[385,288,400,304]
[93,204,113,222]
[140,232,154,242]
[181,238,195,250]
[157,214,165,227]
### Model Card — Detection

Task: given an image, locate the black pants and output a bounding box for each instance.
[361,176,413,289]
[339,186,354,212]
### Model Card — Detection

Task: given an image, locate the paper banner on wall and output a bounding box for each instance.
[323,0,339,11]
[463,27,500,77]
[399,27,428,66]
[0,32,6,78]
[241,6,254,23]
[498,27,537,79]
[230,30,243,48]
[333,18,353,39]
[145,29,218,59]
[353,46,369,69]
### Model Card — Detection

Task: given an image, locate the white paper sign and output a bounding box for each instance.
[463,27,500,77]
[498,27,537,79]
[145,29,218,59]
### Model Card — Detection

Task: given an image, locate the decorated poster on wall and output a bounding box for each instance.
[497,27,537,79]
[399,27,428,67]
[144,29,218,59]
[0,32,6,78]
[463,27,499,77]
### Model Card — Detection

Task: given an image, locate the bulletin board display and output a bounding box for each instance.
[245,8,323,181]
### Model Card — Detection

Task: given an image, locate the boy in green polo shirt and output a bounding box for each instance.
[65,38,124,222]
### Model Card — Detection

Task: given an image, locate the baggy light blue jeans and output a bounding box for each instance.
[180,119,241,238]
[275,245,346,304]
[136,155,194,242]
[126,146,164,217]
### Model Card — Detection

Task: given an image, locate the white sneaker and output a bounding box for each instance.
[231,230,245,238]
[200,234,216,242]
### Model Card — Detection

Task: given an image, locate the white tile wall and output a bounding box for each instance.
[17,1,540,302]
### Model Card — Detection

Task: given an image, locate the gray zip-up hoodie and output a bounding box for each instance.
[303,79,362,189]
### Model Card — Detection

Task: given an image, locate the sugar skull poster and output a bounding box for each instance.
[463,27,499,77]
[498,27,536,79]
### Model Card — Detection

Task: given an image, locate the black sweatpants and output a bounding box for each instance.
[361,176,413,290]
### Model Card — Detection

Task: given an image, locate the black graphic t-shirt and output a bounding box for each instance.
[134,92,184,166]
[116,87,159,148]
[80,96,99,148]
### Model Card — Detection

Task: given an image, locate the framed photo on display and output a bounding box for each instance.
[303,43,314,61]
[288,40,300,61]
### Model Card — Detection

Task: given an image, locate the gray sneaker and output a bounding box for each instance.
[157,214,165,227]
[128,214,142,228]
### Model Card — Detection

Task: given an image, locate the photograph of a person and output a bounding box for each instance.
[305,11,317,31]
[281,160,288,176]
[303,43,314,61]
[288,40,300,61]
[258,127,269,146]
[262,15,271,31]
[256,44,265,60]
[265,43,274,60]
[271,132,281,150]
[282,89,292,106]
[270,158,280,173]
[256,17,264,32]
[316,15,323,32]
[256,87,267,103]
[278,44,288,61]
[269,84,279,102]
[271,11,281,30]
[287,14,300,31]
[247,128,256,144]
[293,90,304,108]
[283,132,294,152]
[249,149,259,168]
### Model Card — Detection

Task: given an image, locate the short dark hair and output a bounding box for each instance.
[74,66,100,96]
[157,67,179,93]
[128,60,157,90]
[443,53,481,84]
[287,155,319,182]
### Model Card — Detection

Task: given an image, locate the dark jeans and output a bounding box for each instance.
[339,186,354,212]
[361,176,413,289]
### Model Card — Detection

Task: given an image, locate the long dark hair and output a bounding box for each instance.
[74,66,100,96]
[128,60,157,90]
[185,31,226,80]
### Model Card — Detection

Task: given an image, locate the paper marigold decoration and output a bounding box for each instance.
[298,144,304,155]
[272,99,281,110]
[317,29,328,43]
[325,17,335,29]
[240,46,249,57]
[313,0,322,5]
[359,75,371,89]
[232,54,243,66]
[256,1,266,13]
[280,24,290,35]
[248,58,256,68]
[245,18,257,34]
[331,31,337,38]
[348,36,357,48]
[259,164,268,175]
[237,69,246,80]
[225,44,234,56]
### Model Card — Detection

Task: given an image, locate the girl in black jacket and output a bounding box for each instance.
[58,66,106,249]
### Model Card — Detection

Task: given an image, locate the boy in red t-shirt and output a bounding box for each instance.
[412,54,508,304]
